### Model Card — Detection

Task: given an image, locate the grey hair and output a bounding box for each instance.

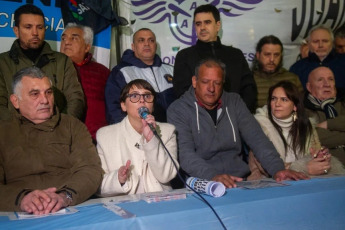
[12,67,50,97]
[63,23,94,45]
[195,58,226,82]
[307,24,334,42]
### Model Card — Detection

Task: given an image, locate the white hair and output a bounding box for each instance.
[307,24,334,42]
[63,23,94,45]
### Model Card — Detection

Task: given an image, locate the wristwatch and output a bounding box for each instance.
[63,190,73,205]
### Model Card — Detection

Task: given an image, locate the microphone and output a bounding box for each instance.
[138,107,157,134]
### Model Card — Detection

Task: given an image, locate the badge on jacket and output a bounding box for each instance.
[164,74,173,83]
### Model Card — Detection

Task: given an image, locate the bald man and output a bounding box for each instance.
[304,66,345,165]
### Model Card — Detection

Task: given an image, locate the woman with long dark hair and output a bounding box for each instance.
[253,81,344,176]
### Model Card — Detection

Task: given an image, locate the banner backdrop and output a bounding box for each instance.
[0,0,111,68]
[118,0,344,69]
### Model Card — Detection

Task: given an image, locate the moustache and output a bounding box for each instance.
[30,37,41,41]
[38,106,50,110]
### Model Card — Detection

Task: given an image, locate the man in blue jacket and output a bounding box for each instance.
[290,25,345,97]
[168,58,307,187]
[105,28,175,124]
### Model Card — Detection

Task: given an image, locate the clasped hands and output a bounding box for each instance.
[308,147,331,175]
[20,187,70,215]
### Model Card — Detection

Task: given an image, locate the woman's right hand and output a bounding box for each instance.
[307,156,331,175]
[141,114,156,142]
[118,160,131,184]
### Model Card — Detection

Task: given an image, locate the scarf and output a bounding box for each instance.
[307,94,338,119]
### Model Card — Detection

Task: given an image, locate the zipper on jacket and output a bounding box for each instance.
[211,42,216,57]
[150,67,161,93]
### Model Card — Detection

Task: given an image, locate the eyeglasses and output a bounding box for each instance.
[127,93,154,103]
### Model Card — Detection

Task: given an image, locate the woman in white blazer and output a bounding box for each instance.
[96,79,178,196]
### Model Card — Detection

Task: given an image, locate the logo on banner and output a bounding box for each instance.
[291,0,345,41]
[131,0,262,46]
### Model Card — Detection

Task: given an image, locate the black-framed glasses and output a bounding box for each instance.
[127,93,154,103]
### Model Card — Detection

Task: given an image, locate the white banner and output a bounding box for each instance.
[118,0,344,69]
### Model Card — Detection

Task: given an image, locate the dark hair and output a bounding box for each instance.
[14,4,44,27]
[334,25,345,39]
[195,58,226,82]
[194,4,220,22]
[253,35,283,71]
[256,35,283,53]
[267,81,312,157]
[12,67,48,95]
[120,79,156,103]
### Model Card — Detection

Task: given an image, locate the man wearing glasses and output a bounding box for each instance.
[105,28,175,124]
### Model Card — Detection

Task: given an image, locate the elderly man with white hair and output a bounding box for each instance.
[290,25,345,97]
[60,23,110,142]
[304,66,345,165]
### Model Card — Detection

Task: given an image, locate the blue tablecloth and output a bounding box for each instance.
[1,176,345,230]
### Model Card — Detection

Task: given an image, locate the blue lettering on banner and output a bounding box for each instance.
[190,2,197,11]
[0,0,110,48]
[180,19,188,28]
[162,56,171,65]
[162,56,176,65]
[243,53,255,63]
[249,53,255,62]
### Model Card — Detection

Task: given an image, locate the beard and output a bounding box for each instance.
[258,61,282,74]
[19,38,44,50]
[27,40,44,50]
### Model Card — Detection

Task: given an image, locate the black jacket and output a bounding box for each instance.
[173,37,257,113]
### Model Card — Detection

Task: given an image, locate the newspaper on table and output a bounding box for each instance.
[236,178,289,189]
[7,207,78,220]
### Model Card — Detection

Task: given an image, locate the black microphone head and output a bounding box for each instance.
[138,107,149,119]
